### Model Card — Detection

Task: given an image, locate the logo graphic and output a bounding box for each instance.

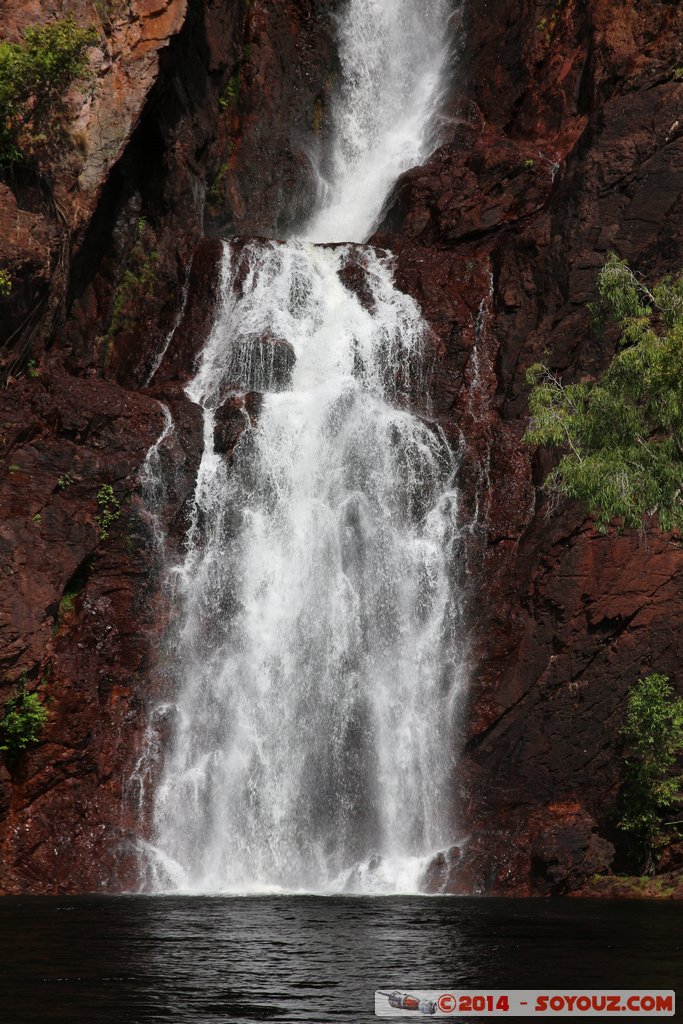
[378,991,438,1015]
[376,989,675,1017]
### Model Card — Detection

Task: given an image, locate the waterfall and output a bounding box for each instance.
[142,0,463,894]
[306,0,451,242]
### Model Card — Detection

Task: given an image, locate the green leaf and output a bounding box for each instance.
[0,681,49,762]
[525,255,683,535]
[617,674,683,868]
[0,15,97,166]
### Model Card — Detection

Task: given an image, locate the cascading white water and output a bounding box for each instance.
[142,0,463,894]
[306,0,451,243]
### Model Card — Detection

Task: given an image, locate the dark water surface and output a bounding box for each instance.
[0,896,679,1023]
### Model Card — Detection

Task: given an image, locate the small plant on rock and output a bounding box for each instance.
[219,73,241,111]
[96,483,121,540]
[0,677,49,763]
[106,221,159,339]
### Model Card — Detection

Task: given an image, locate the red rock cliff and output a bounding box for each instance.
[377,0,683,894]
[0,0,682,893]
[0,0,340,892]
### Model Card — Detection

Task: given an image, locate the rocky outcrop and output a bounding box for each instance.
[0,0,341,892]
[0,370,166,891]
[422,803,615,897]
[0,0,337,384]
[0,0,190,379]
[1,0,682,894]
[205,0,341,238]
[376,0,683,893]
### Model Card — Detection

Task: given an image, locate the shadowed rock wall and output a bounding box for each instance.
[0,0,339,892]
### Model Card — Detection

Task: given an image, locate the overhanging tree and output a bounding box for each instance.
[526,256,683,875]
[525,253,683,533]
[0,16,96,167]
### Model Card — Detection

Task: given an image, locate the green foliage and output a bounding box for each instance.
[0,268,12,296]
[57,473,72,490]
[27,357,40,378]
[219,45,251,112]
[96,484,121,540]
[58,590,77,616]
[535,2,562,42]
[0,15,97,166]
[0,679,49,761]
[107,238,158,338]
[617,674,683,871]
[31,512,41,524]
[208,159,230,203]
[53,576,87,635]
[522,158,535,170]
[525,253,683,533]
[219,72,241,111]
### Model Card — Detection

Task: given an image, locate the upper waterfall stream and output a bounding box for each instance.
[305,0,451,242]
[141,0,462,895]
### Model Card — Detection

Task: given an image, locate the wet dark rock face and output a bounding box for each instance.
[1,0,682,893]
[378,0,683,894]
[0,0,340,892]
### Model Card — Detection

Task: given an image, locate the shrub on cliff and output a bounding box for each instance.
[525,254,683,533]
[617,674,683,873]
[0,15,97,166]
[0,680,49,764]
[96,484,121,540]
